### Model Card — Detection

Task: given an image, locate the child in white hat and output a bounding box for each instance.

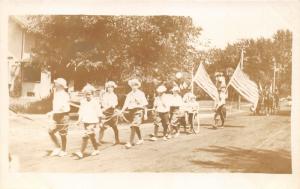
[74,84,102,159]
[169,86,183,138]
[47,78,70,157]
[213,86,227,129]
[98,81,120,145]
[121,79,148,149]
[150,85,170,141]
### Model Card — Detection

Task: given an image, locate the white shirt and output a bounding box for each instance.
[52,90,70,113]
[154,94,170,113]
[101,92,118,109]
[215,92,226,108]
[78,98,102,123]
[183,92,194,103]
[123,89,148,110]
[183,101,199,113]
[170,94,183,107]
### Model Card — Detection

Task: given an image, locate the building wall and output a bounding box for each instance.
[21,71,52,99]
[8,18,23,60]
[8,17,52,99]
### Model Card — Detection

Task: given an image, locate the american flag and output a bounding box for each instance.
[193,63,218,100]
[228,63,259,109]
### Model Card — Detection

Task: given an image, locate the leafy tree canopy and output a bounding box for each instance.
[26,15,201,87]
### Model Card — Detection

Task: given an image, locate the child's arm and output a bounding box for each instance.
[144,106,148,120]
[142,93,149,120]
[77,101,83,124]
[121,95,129,112]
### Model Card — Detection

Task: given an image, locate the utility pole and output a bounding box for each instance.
[273,58,276,93]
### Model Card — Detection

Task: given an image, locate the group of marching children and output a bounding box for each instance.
[150,85,199,141]
[47,77,201,158]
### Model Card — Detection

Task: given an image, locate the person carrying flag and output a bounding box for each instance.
[213,86,227,129]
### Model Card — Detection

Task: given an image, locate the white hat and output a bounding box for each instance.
[172,86,180,92]
[156,85,167,93]
[105,81,117,88]
[54,78,68,88]
[82,84,96,93]
[128,79,141,88]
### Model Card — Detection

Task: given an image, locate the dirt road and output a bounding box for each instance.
[9,105,291,173]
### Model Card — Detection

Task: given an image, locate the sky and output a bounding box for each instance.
[190,4,295,50]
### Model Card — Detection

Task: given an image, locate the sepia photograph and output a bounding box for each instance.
[1,1,300,189]
[7,13,293,173]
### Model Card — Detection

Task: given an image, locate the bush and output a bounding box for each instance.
[10,94,53,114]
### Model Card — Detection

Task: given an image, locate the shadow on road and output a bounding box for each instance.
[277,110,291,116]
[191,146,291,173]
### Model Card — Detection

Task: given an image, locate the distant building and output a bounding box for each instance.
[8,16,51,99]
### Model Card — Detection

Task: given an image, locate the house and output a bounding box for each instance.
[8,16,52,99]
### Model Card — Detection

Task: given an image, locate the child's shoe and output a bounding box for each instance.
[58,150,67,157]
[74,151,83,159]
[50,148,61,156]
[91,150,100,156]
[125,142,133,149]
[136,139,144,145]
[150,136,157,141]
[174,132,180,138]
[163,136,168,141]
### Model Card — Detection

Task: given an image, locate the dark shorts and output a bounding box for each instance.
[215,105,226,120]
[101,108,118,128]
[83,123,97,137]
[154,112,170,128]
[128,108,144,127]
[50,113,69,136]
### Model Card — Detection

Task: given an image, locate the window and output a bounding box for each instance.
[22,64,41,82]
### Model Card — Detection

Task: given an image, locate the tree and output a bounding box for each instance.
[26,15,201,89]
[201,29,292,97]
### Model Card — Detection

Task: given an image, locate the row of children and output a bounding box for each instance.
[47,77,226,158]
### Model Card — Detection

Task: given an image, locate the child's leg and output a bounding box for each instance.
[89,133,98,150]
[58,115,69,151]
[154,125,159,137]
[135,127,142,140]
[48,127,60,148]
[153,113,161,137]
[188,113,194,130]
[214,111,219,126]
[98,126,106,143]
[220,112,225,126]
[161,113,169,137]
[175,124,179,133]
[60,135,67,151]
[81,136,89,153]
[129,127,135,144]
[111,122,120,143]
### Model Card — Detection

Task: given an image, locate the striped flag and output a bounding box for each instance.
[193,63,218,100]
[228,63,259,109]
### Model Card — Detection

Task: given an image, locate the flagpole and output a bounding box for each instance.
[237,49,244,110]
[273,58,276,93]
